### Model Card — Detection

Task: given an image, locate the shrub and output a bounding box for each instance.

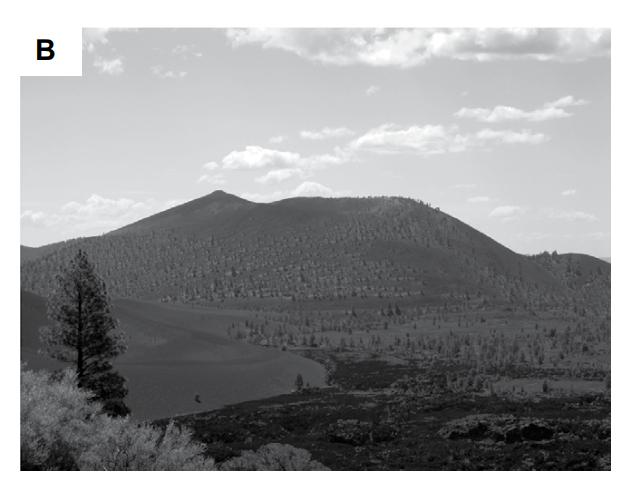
[79,419,213,470]
[21,368,99,470]
[21,367,214,470]
[219,443,329,471]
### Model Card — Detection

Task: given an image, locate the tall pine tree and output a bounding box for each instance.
[40,249,130,416]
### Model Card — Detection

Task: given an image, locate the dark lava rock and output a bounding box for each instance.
[439,414,554,444]
[327,419,373,446]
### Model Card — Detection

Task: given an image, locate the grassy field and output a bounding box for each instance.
[21,292,326,419]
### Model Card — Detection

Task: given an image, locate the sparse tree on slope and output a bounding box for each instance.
[295,373,304,391]
[40,249,129,416]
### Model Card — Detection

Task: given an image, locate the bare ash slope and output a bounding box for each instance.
[21,290,325,420]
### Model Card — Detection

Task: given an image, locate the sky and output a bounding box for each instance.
[21,28,610,257]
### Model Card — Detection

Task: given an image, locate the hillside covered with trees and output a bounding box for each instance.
[21,191,609,312]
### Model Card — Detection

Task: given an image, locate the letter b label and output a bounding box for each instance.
[37,39,55,60]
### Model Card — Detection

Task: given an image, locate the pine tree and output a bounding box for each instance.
[40,249,129,416]
[294,373,304,391]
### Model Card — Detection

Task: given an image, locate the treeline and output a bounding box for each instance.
[227,306,610,377]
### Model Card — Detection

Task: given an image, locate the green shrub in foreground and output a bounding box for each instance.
[21,368,214,470]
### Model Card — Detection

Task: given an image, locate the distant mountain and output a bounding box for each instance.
[21,243,68,264]
[21,191,610,309]
[113,190,256,235]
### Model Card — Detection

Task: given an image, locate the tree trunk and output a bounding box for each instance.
[76,286,84,385]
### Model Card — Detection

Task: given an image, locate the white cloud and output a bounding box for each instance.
[474,129,547,145]
[61,194,148,219]
[200,145,351,184]
[489,205,525,221]
[300,127,355,140]
[226,28,610,68]
[291,181,338,197]
[467,196,491,203]
[269,135,286,144]
[21,194,178,234]
[365,85,380,96]
[239,191,285,203]
[151,65,187,79]
[561,188,577,196]
[241,181,342,202]
[83,28,111,52]
[221,146,301,171]
[83,28,138,52]
[351,124,464,155]
[255,168,304,184]
[455,95,588,123]
[172,44,203,58]
[93,57,124,75]
[548,210,598,222]
[20,210,48,225]
[456,105,569,122]
[545,96,589,108]
[202,161,219,171]
[453,183,477,190]
[351,124,547,156]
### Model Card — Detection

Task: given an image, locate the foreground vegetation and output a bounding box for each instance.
[21,368,328,471]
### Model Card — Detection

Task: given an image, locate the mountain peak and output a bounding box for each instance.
[208,189,231,198]
[203,190,253,204]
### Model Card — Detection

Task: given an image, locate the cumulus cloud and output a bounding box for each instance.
[455,95,588,123]
[300,127,355,140]
[21,194,178,235]
[474,129,547,145]
[201,120,548,187]
[467,196,491,203]
[546,96,589,108]
[351,124,465,155]
[20,210,48,225]
[239,191,285,203]
[171,44,203,58]
[200,145,351,184]
[221,146,301,171]
[489,205,525,221]
[151,65,187,79]
[241,181,342,202]
[561,188,577,196]
[83,28,111,52]
[93,57,124,75]
[255,168,304,184]
[291,181,338,197]
[351,123,547,156]
[365,85,381,96]
[83,28,138,51]
[269,135,287,144]
[226,28,610,67]
[60,194,149,224]
[83,28,140,77]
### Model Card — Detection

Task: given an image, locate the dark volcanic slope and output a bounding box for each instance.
[21,191,609,307]
[21,290,326,419]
